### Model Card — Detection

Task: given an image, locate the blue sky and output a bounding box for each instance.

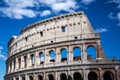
[0,0,120,80]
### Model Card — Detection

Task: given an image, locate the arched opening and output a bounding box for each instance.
[49,50,55,62]
[73,47,81,61]
[16,78,19,80]
[68,75,72,80]
[88,72,98,80]
[29,76,33,80]
[18,58,21,69]
[39,52,44,64]
[103,71,114,80]
[31,54,35,66]
[38,75,43,80]
[87,46,96,60]
[48,74,54,80]
[61,48,67,62]
[60,73,67,80]
[73,72,83,80]
[22,77,25,80]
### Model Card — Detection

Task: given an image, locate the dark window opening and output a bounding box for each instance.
[61,26,66,32]
[24,56,27,68]
[74,72,83,80]
[48,74,54,80]
[31,54,35,66]
[103,71,114,80]
[74,36,78,39]
[18,58,21,69]
[51,41,53,43]
[38,75,43,80]
[25,37,28,41]
[40,32,43,37]
[60,73,67,80]
[88,72,98,80]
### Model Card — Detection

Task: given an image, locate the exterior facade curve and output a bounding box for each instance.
[5,11,120,80]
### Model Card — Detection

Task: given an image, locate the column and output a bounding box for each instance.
[21,56,24,69]
[55,48,61,63]
[27,53,31,68]
[82,44,87,63]
[115,66,119,80]
[35,51,40,67]
[68,46,73,62]
[98,68,103,80]
[11,60,14,72]
[16,57,19,70]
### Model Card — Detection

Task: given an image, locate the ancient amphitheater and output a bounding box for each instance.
[4,11,120,80]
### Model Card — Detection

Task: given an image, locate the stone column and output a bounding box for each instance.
[115,66,119,80]
[21,56,24,69]
[68,46,73,62]
[35,51,40,67]
[55,71,58,80]
[55,48,61,63]
[11,60,14,72]
[27,53,31,68]
[98,68,102,80]
[16,57,19,70]
[82,44,87,63]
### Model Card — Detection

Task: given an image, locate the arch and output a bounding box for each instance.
[103,71,114,80]
[73,72,83,80]
[60,73,67,80]
[22,77,25,80]
[48,74,54,80]
[38,75,43,80]
[60,48,68,62]
[49,50,55,62]
[87,45,96,60]
[88,72,98,80]
[29,76,33,80]
[68,75,72,80]
[31,54,35,65]
[73,47,81,61]
[39,52,44,64]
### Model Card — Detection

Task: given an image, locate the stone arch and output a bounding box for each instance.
[49,50,55,62]
[29,76,33,80]
[22,76,25,80]
[73,47,81,61]
[88,71,98,80]
[38,75,43,80]
[73,72,83,80]
[87,45,96,60]
[48,74,54,80]
[68,75,72,80]
[31,54,35,65]
[39,52,44,64]
[60,48,68,62]
[103,71,114,80]
[60,73,67,80]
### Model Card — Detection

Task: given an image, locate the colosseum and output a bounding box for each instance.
[4,11,120,80]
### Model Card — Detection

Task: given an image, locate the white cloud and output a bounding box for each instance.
[0,7,36,19]
[39,0,78,12]
[81,0,95,5]
[0,46,7,60]
[107,0,120,26]
[95,28,107,33]
[108,12,115,19]
[117,12,120,26]
[40,10,51,16]
[0,0,94,19]
[107,0,120,9]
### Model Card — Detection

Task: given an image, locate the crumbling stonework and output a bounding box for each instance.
[4,11,120,80]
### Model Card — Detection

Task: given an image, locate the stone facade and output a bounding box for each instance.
[4,11,120,80]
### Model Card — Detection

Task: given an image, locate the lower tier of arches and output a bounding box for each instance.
[5,65,120,80]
